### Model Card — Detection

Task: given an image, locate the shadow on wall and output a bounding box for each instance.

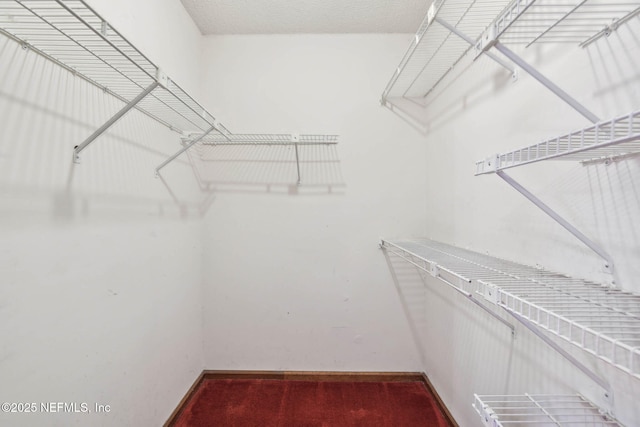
[0,34,346,222]
[587,15,640,112]
[381,248,516,395]
[382,52,514,136]
[0,35,218,221]
[170,140,346,197]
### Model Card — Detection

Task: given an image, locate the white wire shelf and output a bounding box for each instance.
[381,238,640,379]
[476,110,640,174]
[473,394,623,426]
[0,0,223,136]
[381,0,512,102]
[476,0,640,51]
[199,134,340,146]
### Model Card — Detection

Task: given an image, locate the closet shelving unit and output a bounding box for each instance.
[473,394,623,426]
[472,0,640,272]
[0,0,337,179]
[381,3,640,422]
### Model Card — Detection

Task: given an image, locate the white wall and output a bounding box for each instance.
[0,0,206,425]
[387,17,640,427]
[198,34,428,372]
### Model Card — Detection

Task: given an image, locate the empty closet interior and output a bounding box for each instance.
[1,0,639,425]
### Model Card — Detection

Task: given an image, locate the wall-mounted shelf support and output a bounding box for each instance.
[504,309,611,401]
[293,134,301,184]
[581,5,640,47]
[488,41,600,123]
[434,17,516,78]
[73,81,160,163]
[155,124,221,175]
[496,170,613,274]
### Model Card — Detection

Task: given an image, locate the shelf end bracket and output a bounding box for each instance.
[292,134,301,184]
[435,17,515,77]
[491,42,600,124]
[504,308,612,405]
[497,170,613,275]
[73,81,159,164]
[155,123,219,175]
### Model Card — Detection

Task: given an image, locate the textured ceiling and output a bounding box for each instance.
[180,0,432,34]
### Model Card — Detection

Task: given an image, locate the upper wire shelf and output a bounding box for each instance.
[476,110,640,174]
[380,238,640,379]
[473,394,623,426]
[0,0,222,136]
[199,134,340,146]
[476,0,640,50]
[382,0,640,106]
[381,0,512,103]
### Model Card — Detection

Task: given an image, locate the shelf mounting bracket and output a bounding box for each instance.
[504,308,613,406]
[497,170,613,274]
[73,81,159,163]
[434,17,516,78]
[155,124,220,175]
[292,134,301,185]
[491,41,600,124]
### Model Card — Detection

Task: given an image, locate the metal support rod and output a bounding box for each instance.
[504,308,611,394]
[73,82,159,162]
[434,18,515,74]
[294,143,301,184]
[497,170,613,272]
[155,124,218,174]
[493,42,600,124]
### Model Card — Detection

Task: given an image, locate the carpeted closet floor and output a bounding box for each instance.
[170,378,453,426]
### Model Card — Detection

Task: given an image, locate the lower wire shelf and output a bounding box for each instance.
[473,394,622,426]
[380,238,640,379]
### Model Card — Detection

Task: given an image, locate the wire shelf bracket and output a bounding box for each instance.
[73,80,160,164]
[433,17,516,79]
[497,170,613,274]
[473,394,623,426]
[380,238,640,387]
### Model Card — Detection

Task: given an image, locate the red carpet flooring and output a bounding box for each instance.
[172,379,452,426]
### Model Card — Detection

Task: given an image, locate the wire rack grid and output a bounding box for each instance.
[476,110,640,174]
[0,0,221,136]
[382,0,513,102]
[479,0,640,49]
[473,394,623,426]
[381,238,640,379]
